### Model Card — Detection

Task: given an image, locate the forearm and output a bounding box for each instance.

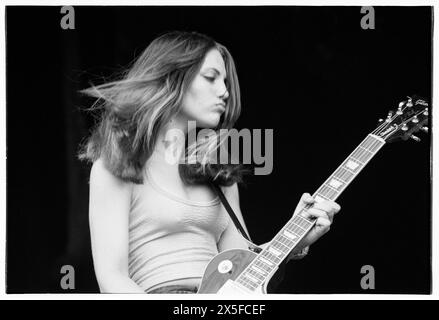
[97,272,146,293]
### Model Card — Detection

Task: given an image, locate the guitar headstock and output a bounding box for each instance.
[373,96,429,143]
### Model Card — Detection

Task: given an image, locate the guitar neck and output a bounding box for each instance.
[235,133,387,292]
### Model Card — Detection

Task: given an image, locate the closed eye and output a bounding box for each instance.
[204,75,228,87]
[204,76,215,82]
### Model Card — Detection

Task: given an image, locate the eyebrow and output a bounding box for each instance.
[203,67,227,79]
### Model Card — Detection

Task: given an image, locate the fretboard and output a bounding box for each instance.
[235,134,386,292]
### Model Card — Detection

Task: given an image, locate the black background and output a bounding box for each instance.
[6,6,432,293]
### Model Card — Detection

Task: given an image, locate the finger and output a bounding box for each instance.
[301,193,315,205]
[308,204,335,222]
[315,216,331,233]
[294,193,315,216]
[301,207,329,220]
[313,201,341,214]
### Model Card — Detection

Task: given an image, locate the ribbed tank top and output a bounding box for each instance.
[128,169,230,293]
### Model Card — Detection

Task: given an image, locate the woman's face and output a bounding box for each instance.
[179,48,229,129]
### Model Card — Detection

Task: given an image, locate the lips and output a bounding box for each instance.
[214,103,226,112]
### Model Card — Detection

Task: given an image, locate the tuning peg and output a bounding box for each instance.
[398,101,405,108]
[406,97,413,107]
[378,118,384,123]
[410,135,421,142]
[412,116,419,123]
[420,126,429,133]
[423,108,429,116]
[401,123,409,131]
[386,111,393,122]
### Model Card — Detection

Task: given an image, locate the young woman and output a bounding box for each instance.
[79,31,340,294]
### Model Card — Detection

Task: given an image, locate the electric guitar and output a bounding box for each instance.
[197,96,430,294]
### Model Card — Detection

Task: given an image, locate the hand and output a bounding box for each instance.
[291,193,341,254]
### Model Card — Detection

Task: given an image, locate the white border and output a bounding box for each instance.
[0,0,437,300]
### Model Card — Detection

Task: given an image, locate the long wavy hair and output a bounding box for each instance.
[78,31,248,185]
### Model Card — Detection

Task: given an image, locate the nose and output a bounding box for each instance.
[218,83,229,101]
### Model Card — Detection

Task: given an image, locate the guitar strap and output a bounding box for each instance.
[210,182,252,242]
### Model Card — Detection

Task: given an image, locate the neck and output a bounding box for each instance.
[152,116,196,166]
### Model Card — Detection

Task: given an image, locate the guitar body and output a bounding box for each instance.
[197,249,271,294]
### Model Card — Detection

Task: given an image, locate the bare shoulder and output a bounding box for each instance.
[89,158,132,194]
[223,182,239,195]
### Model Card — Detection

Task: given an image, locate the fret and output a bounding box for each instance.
[320,183,338,193]
[285,221,304,233]
[293,215,313,229]
[276,225,308,250]
[251,265,268,276]
[282,229,299,241]
[323,182,340,193]
[316,184,339,200]
[272,239,290,253]
[261,250,281,264]
[241,273,259,286]
[237,278,258,290]
[348,155,365,166]
[365,135,385,152]
[238,274,259,286]
[254,258,272,269]
[342,165,356,174]
[360,139,375,152]
[344,158,363,171]
[288,220,306,232]
[285,223,306,237]
[353,146,374,163]
[246,269,265,282]
[271,240,287,251]
[333,166,355,182]
[327,177,344,190]
[361,135,383,152]
[351,151,370,164]
[277,233,297,247]
[314,194,329,202]
[357,145,374,155]
[253,260,274,274]
[235,275,251,287]
[255,257,273,273]
[258,256,274,267]
[267,246,283,257]
[275,237,292,250]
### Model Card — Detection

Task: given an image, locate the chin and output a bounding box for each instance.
[194,114,221,129]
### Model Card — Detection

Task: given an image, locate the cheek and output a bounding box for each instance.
[183,82,210,113]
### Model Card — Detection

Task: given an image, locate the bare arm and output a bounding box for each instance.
[89,158,145,293]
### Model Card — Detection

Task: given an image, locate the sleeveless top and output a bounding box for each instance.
[128,169,230,293]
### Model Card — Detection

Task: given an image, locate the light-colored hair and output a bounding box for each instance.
[79,31,244,184]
